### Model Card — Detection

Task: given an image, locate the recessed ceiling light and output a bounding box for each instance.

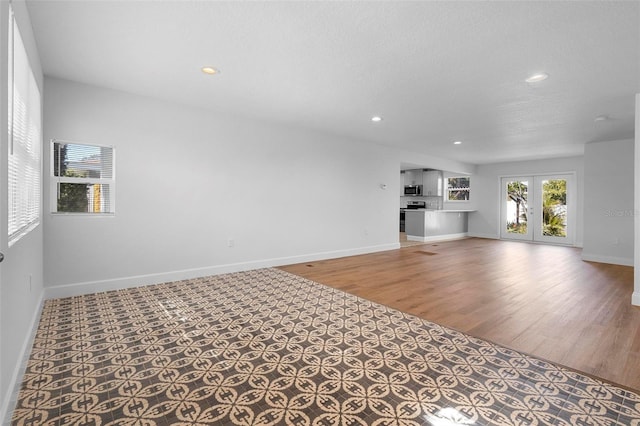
[371,116,383,122]
[525,72,549,83]
[594,115,610,122]
[201,66,220,75]
[453,140,462,145]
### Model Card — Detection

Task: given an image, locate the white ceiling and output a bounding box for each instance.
[26,0,639,165]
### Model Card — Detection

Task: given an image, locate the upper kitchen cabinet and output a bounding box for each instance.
[423,170,443,196]
[404,169,423,186]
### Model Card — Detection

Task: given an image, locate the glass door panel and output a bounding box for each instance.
[536,175,571,244]
[501,177,531,240]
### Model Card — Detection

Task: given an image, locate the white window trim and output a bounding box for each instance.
[50,139,116,215]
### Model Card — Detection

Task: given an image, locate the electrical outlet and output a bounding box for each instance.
[227,238,234,248]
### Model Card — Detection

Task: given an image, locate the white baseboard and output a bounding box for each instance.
[406,232,468,243]
[467,232,499,239]
[633,291,640,306]
[581,253,634,267]
[44,243,400,299]
[1,294,44,425]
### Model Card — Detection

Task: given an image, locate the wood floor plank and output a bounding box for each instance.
[279,237,640,390]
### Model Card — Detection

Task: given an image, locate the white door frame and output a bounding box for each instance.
[500,172,576,246]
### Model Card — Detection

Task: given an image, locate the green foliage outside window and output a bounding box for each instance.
[58,180,90,213]
[507,181,527,234]
[542,179,566,237]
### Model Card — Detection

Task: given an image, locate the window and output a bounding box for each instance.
[447,176,470,201]
[8,8,42,244]
[51,141,115,214]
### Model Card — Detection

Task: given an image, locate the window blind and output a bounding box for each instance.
[8,8,42,244]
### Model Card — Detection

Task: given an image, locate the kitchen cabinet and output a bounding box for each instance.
[423,170,443,196]
[403,169,423,186]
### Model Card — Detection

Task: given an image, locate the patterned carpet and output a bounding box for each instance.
[12,268,640,425]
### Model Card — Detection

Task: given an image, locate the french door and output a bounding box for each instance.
[500,174,575,245]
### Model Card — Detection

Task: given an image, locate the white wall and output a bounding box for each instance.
[583,139,634,266]
[0,0,44,421]
[43,77,422,296]
[467,156,585,246]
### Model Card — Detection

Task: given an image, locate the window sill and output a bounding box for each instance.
[8,221,41,247]
[50,212,115,217]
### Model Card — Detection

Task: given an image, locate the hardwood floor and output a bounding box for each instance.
[279,237,640,391]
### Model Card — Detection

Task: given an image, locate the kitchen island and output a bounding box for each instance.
[404,209,475,242]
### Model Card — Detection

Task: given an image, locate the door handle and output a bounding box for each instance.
[0,252,3,263]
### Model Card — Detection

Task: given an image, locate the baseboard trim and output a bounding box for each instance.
[1,293,44,425]
[632,291,640,307]
[581,253,634,267]
[467,232,499,239]
[406,232,468,243]
[44,243,400,299]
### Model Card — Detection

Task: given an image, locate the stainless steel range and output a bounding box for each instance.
[406,201,426,209]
